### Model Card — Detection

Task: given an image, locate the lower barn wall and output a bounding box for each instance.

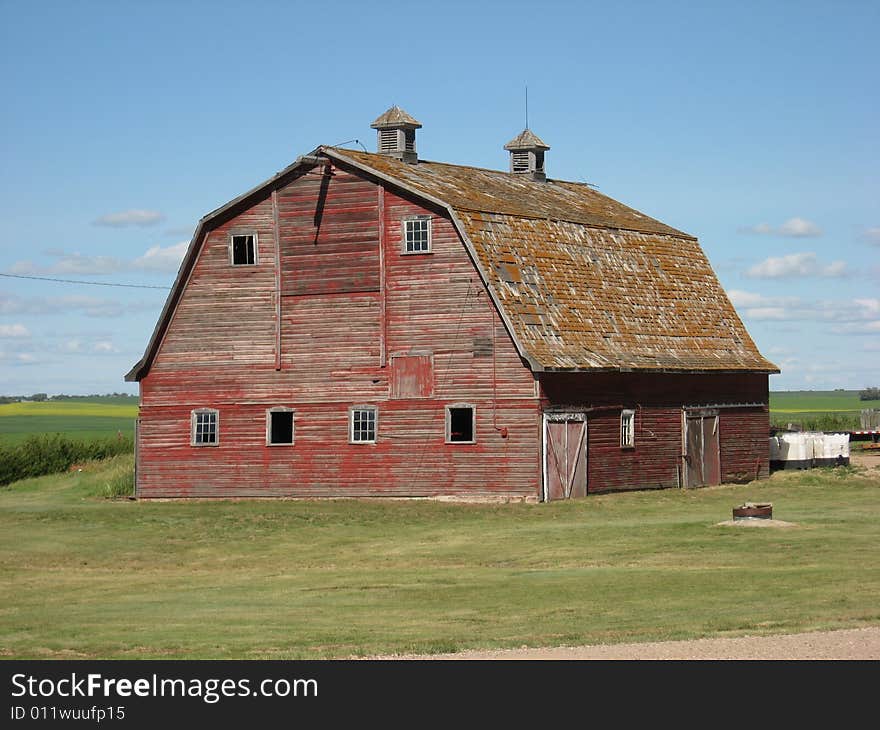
[136,399,541,499]
[539,371,770,493]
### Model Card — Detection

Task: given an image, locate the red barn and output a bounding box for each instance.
[125,107,778,501]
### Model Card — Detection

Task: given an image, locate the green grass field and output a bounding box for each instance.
[1,455,877,659]
[0,400,139,444]
[769,390,880,430]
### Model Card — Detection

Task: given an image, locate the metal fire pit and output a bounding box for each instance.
[732,502,773,521]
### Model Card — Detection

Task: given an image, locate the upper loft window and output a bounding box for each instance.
[621,409,635,448]
[230,233,257,266]
[403,216,432,254]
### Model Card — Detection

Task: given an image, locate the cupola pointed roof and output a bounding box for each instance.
[371,105,422,130]
[504,128,550,151]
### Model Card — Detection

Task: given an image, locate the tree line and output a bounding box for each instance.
[0,393,138,404]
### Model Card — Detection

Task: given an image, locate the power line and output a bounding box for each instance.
[0,272,171,290]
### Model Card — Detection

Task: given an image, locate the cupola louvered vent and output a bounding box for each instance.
[504,129,550,181]
[379,129,399,153]
[512,151,530,174]
[371,106,422,164]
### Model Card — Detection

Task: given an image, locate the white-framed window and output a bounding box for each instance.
[266,407,294,446]
[229,232,257,266]
[446,404,476,444]
[621,409,635,448]
[191,408,219,446]
[402,216,431,254]
[350,406,377,444]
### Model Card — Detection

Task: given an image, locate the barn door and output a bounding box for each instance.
[684,411,720,488]
[543,413,587,501]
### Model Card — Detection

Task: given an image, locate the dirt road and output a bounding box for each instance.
[381,626,880,660]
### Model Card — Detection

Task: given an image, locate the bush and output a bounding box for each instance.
[770,413,859,432]
[0,434,134,486]
[859,387,880,401]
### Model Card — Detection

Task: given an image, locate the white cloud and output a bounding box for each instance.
[738,217,823,238]
[726,290,880,332]
[777,217,822,237]
[59,339,83,353]
[746,252,848,279]
[7,241,187,276]
[92,340,119,353]
[132,241,188,272]
[0,323,30,337]
[93,209,164,227]
[10,252,123,276]
[0,293,161,320]
[861,227,880,246]
[0,293,126,318]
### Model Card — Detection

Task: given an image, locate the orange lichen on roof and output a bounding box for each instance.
[329,148,777,373]
[331,148,688,238]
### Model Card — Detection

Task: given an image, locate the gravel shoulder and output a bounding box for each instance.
[380,627,880,660]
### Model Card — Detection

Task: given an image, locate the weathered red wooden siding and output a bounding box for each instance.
[539,372,770,492]
[154,197,277,368]
[718,407,771,483]
[137,163,541,499]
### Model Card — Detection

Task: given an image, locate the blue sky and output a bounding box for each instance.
[1,0,877,396]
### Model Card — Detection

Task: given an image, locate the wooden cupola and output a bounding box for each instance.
[504,129,550,181]
[371,105,422,164]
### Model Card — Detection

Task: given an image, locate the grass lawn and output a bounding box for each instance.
[0,401,138,444]
[1,456,878,659]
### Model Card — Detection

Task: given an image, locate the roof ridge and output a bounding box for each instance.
[328,145,593,187]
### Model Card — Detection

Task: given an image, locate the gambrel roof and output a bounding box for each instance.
[126,145,777,381]
[326,148,777,374]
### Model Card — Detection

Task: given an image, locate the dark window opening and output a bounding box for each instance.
[448,406,474,443]
[231,234,256,265]
[269,410,294,445]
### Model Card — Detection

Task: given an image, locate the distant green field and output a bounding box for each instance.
[0,392,875,445]
[769,390,878,413]
[769,390,879,431]
[0,401,139,444]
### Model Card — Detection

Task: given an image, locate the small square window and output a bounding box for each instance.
[230,233,257,265]
[446,405,475,444]
[403,217,431,254]
[192,409,218,446]
[621,409,635,448]
[350,407,377,443]
[267,408,294,446]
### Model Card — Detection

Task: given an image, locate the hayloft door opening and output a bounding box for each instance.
[684,411,721,488]
[543,413,587,501]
